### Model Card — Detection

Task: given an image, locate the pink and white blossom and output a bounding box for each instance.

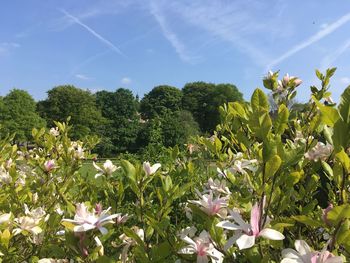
[304,142,333,162]
[281,240,343,263]
[44,160,56,173]
[62,203,121,235]
[178,230,224,263]
[143,161,161,176]
[93,160,119,178]
[217,202,284,250]
[189,191,228,217]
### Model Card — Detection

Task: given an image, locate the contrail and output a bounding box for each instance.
[268,11,350,69]
[60,9,126,57]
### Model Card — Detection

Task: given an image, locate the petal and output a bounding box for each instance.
[197,255,208,263]
[250,203,261,235]
[74,223,95,232]
[295,240,311,257]
[99,226,108,235]
[182,235,197,247]
[224,235,239,251]
[281,259,303,263]
[93,162,103,173]
[206,247,224,263]
[150,163,161,174]
[216,221,241,231]
[325,257,344,263]
[281,248,302,259]
[236,234,255,250]
[178,245,195,255]
[31,226,43,234]
[258,228,284,240]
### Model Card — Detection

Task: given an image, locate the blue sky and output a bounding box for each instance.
[1,0,350,102]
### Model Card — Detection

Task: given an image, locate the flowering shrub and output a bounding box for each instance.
[0,68,349,262]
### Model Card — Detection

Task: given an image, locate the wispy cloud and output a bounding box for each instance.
[320,38,350,70]
[268,11,350,69]
[121,77,132,85]
[161,0,278,66]
[60,9,126,57]
[340,77,350,85]
[149,1,198,63]
[0,42,20,55]
[75,74,92,80]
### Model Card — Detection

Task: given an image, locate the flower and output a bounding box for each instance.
[62,203,121,235]
[93,160,119,178]
[217,202,284,250]
[205,178,231,195]
[0,213,11,224]
[189,191,228,217]
[178,230,224,263]
[13,216,42,235]
[322,204,333,227]
[304,142,333,162]
[143,161,161,176]
[281,240,343,263]
[120,227,144,263]
[24,204,48,223]
[44,160,56,173]
[0,166,12,185]
[229,159,258,174]
[49,127,60,137]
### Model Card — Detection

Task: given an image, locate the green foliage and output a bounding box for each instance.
[37,85,105,139]
[0,89,46,142]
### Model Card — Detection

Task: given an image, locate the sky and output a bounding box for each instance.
[1,0,350,102]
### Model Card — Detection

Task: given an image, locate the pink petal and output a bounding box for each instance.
[250,203,261,236]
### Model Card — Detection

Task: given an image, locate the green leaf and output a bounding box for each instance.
[312,96,339,127]
[332,119,350,150]
[95,256,115,263]
[265,155,281,177]
[315,69,323,80]
[321,161,333,178]
[327,204,350,226]
[338,86,350,123]
[120,160,136,182]
[293,215,322,227]
[251,88,269,112]
[274,104,289,135]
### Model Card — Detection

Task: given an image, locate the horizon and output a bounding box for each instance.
[1,1,350,102]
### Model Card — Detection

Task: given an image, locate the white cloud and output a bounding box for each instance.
[0,42,20,55]
[121,77,132,85]
[60,9,126,57]
[75,74,92,80]
[320,38,350,70]
[149,1,198,63]
[268,11,350,69]
[340,77,350,85]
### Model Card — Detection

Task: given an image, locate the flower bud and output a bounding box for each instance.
[322,203,333,226]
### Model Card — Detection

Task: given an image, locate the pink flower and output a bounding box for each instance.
[178,230,224,263]
[217,202,284,250]
[281,240,343,263]
[44,160,56,173]
[189,191,228,217]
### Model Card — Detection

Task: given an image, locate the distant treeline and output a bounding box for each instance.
[0,82,243,156]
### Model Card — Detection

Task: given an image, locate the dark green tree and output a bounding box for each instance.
[140,85,182,119]
[182,82,243,133]
[0,89,46,142]
[95,88,139,155]
[37,85,104,139]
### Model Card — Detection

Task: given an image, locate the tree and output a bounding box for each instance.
[0,89,46,142]
[95,88,139,155]
[140,85,182,119]
[37,85,104,139]
[182,82,243,133]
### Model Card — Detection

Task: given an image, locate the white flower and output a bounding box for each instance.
[217,202,284,250]
[120,227,144,263]
[44,160,56,173]
[62,203,120,235]
[0,213,11,224]
[304,142,333,162]
[24,204,48,223]
[49,127,60,137]
[229,159,258,174]
[178,230,224,263]
[205,178,231,195]
[178,226,197,239]
[93,160,119,178]
[13,216,42,235]
[281,240,343,263]
[143,161,161,176]
[0,166,12,185]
